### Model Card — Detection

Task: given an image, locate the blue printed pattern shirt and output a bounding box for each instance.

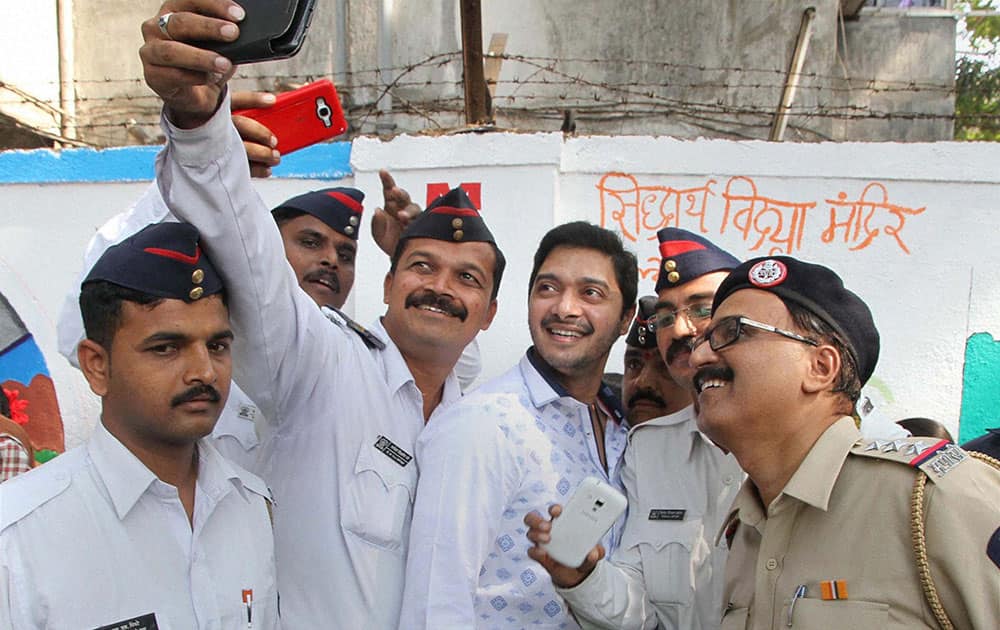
[401,350,628,629]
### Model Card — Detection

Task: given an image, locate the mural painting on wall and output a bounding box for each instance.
[596,173,926,280]
[0,292,64,463]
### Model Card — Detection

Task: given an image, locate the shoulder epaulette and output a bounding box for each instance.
[716,508,740,550]
[320,305,386,350]
[851,438,970,483]
[228,466,274,523]
[0,462,73,532]
[239,469,274,504]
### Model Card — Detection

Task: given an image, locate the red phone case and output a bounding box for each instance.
[233,79,347,154]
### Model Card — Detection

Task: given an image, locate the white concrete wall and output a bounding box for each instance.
[2,134,999,448]
[0,1,61,134]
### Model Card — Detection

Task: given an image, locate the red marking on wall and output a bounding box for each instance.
[426,182,483,209]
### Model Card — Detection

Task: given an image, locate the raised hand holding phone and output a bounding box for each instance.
[231,91,279,177]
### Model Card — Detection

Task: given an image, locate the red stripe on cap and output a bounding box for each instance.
[429,206,480,217]
[144,245,201,265]
[659,240,707,258]
[908,439,950,466]
[324,191,363,214]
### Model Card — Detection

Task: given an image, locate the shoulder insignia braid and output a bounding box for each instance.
[852,438,970,482]
[321,305,386,350]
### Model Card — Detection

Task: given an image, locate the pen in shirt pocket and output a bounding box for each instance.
[242,588,253,629]
[786,584,806,627]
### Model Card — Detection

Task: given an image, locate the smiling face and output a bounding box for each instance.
[688,289,816,451]
[528,246,632,386]
[382,237,498,363]
[278,214,357,309]
[654,271,730,391]
[80,295,233,451]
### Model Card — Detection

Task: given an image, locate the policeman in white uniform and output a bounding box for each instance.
[529,229,744,629]
[0,222,278,629]
[139,21,506,623]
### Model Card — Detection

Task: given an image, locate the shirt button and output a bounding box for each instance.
[723,474,736,485]
[765,558,778,570]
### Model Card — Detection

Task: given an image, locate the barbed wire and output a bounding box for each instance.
[5,52,957,91]
[0,49,976,146]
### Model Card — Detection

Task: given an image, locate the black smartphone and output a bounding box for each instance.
[202,0,317,64]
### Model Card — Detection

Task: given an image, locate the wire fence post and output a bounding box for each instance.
[460,0,491,125]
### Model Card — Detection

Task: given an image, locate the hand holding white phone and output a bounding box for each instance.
[543,477,627,568]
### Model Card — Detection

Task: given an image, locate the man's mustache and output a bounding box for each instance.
[303,268,340,293]
[692,366,735,394]
[171,384,222,407]
[627,389,666,409]
[405,289,468,322]
[665,338,693,364]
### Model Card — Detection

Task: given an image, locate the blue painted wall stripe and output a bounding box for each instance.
[0,142,353,184]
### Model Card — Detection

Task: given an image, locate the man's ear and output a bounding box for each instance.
[802,343,841,394]
[618,305,637,337]
[383,271,393,306]
[480,299,499,331]
[77,339,111,397]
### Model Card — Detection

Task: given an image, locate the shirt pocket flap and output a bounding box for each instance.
[622,518,707,605]
[341,439,418,551]
[623,516,703,552]
[353,439,418,500]
[783,598,889,628]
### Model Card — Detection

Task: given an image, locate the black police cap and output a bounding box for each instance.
[272,187,365,240]
[401,186,496,244]
[712,256,880,385]
[83,222,224,302]
[626,296,658,349]
[655,228,739,292]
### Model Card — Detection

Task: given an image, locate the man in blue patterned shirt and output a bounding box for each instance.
[400,222,638,629]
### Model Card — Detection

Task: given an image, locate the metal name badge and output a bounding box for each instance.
[374,435,413,467]
[649,509,686,521]
[238,403,258,421]
[926,444,967,478]
[92,613,159,630]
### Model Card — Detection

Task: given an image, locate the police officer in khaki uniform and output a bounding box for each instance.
[689,256,1000,630]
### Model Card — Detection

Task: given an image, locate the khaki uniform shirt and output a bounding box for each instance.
[720,416,1000,630]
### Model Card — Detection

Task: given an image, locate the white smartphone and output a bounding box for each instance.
[544,477,627,568]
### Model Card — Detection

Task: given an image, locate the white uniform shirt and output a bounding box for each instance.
[557,406,743,630]
[0,423,278,629]
[401,351,630,629]
[155,96,463,629]
[212,384,265,471]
